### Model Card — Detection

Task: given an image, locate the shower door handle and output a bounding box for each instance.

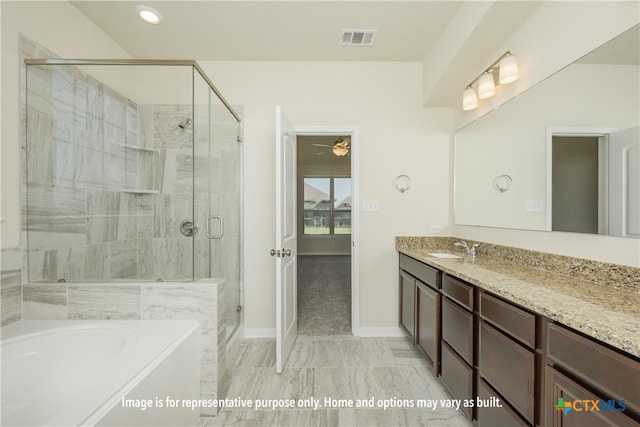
[206,215,224,239]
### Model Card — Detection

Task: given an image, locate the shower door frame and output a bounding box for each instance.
[24,59,241,122]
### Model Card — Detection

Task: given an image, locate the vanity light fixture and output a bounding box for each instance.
[462,51,518,111]
[135,5,163,25]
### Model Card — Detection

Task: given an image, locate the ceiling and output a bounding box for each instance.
[70,1,547,108]
[70,1,464,61]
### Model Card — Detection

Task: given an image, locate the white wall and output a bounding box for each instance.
[200,61,451,332]
[445,1,640,267]
[1,1,133,249]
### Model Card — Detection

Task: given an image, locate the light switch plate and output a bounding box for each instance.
[525,199,544,212]
[362,200,380,212]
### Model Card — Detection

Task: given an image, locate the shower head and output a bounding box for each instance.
[178,118,192,129]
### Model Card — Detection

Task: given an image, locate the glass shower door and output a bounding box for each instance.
[193,68,242,338]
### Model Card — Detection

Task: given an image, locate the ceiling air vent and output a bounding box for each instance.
[340,29,377,46]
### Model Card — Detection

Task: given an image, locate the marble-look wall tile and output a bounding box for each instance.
[152,105,193,150]
[23,283,67,320]
[1,269,22,326]
[137,238,192,281]
[109,240,137,279]
[25,109,55,184]
[68,284,140,320]
[141,280,224,416]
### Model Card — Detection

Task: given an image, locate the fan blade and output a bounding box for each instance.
[311,143,332,147]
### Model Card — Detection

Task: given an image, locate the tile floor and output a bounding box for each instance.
[206,336,473,426]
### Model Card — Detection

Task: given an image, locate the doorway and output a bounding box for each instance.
[296,134,354,335]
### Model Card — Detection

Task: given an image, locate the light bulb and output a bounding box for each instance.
[499,53,518,84]
[135,5,163,25]
[462,86,478,111]
[478,72,495,99]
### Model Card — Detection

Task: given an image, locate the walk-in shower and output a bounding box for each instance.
[23,58,243,336]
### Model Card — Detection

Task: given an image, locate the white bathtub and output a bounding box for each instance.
[1,320,201,427]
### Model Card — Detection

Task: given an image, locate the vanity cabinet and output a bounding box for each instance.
[478,291,537,426]
[399,254,440,367]
[440,273,475,419]
[397,251,640,426]
[544,321,640,427]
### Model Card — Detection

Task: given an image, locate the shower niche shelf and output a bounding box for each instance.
[121,189,160,194]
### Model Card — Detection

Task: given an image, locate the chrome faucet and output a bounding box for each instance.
[455,241,479,257]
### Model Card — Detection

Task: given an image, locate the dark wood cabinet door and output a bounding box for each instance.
[400,271,415,338]
[417,281,440,370]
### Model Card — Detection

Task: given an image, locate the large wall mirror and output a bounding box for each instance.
[455,24,639,238]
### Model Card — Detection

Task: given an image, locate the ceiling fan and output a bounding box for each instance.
[312,137,350,157]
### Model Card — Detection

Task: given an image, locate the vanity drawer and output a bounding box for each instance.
[442,274,473,310]
[480,292,536,348]
[442,296,473,364]
[399,254,439,289]
[480,321,535,424]
[477,379,528,427]
[441,341,473,419]
[546,322,640,415]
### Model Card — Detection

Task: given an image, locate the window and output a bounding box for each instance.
[303,177,351,235]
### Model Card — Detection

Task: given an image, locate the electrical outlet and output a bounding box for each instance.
[429,225,442,234]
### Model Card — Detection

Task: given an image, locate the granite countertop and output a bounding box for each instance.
[397,245,640,358]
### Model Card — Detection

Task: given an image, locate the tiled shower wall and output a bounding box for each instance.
[1,249,22,326]
[21,36,210,282]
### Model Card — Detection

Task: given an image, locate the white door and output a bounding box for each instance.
[609,126,640,237]
[274,106,297,373]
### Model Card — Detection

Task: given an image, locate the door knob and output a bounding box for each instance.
[282,249,292,257]
[270,249,281,257]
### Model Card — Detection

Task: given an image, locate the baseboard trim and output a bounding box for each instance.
[243,328,276,338]
[243,327,406,338]
[356,327,407,337]
[297,252,351,256]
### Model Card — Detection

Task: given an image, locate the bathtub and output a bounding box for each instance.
[1,320,201,426]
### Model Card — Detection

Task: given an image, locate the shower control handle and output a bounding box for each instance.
[180,219,198,237]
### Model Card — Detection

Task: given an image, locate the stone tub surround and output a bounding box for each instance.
[396,236,640,358]
[19,278,226,419]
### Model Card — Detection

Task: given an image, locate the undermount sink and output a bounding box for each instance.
[427,252,462,259]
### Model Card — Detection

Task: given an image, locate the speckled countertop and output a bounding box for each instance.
[396,237,640,358]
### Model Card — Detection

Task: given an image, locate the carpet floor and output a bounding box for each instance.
[297,255,351,336]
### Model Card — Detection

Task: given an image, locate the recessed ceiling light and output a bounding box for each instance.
[135,5,163,25]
